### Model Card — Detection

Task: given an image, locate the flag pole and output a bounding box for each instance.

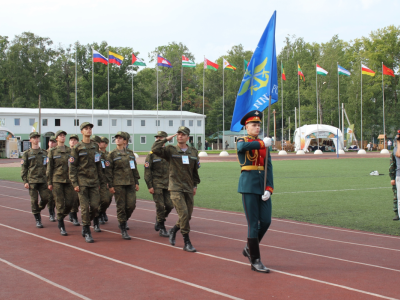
[203,55,205,149]
[297,61,301,130]
[316,63,319,151]
[360,62,363,152]
[107,50,110,151]
[223,60,225,151]
[281,61,283,151]
[75,46,78,134]
[156,54,159,129]
[337,62,340,130]
[92,47,94,127]
[132,65,134,152]
[181,59,183,121]
[382,62,386,150]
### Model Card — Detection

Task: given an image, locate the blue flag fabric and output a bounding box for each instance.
[230,11,278,132]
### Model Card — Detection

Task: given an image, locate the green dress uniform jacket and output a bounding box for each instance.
[21,148,48,184]
[105,149,140,188]
[144,151,169,190]
[46,145,72,184]
[151,139,200,192]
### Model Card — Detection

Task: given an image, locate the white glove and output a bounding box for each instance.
[262,191,271,201]
[263,137,272,148]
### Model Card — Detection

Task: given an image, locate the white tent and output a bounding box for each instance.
[293,124,344,152]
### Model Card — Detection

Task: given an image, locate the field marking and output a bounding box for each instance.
[273,187,390,195]
[0,257,92,300]
[0,206,398,300]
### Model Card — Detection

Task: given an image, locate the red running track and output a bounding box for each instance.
[0,180,399,300]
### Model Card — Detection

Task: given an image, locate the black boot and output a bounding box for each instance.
[72,212,80,226]
[169,225,180,246]
[155,217,161,231]
[49,208,56,222]
[58,219,68,236]
[34,213,43,228]
[68,212,74,222]
[99,212,105,225]
[93,217,101,232]
[125,222,129,230]
[103,212,108,222]
[120,222,131,240]
[158,221,169,237]
[83,225,94,243]
[247,238,269,273]
[183,234,196,252]
[242,244,251,262]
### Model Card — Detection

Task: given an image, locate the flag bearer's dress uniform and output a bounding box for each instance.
[237,110,273,273]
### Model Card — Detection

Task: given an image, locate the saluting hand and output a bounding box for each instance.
[166,133,178,141]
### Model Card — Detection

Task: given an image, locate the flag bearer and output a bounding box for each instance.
[68,134,80,226]
[237,110,273,273]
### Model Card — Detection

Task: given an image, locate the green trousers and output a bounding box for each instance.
[70,191,80,213]
[78,186,100,226]
[29,183,51,214]
[153,188,174,223]
[170,191,193,235]
[98,184,113,214]
[114,185,136,223]
[242,193,272,241]
[52,182,75,220]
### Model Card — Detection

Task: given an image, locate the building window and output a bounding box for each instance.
[112,119,117,126]
[197,120,202,127]
[55,119,61,126]
[29,118,35,126]
[98,119,102,126]
[155,120,160,126]
[74,119,79,126]
[127,120,132,126]
[14,118,20,126]
[43,119,48,126]
[141,120,145,126]
[181,120,185,126]
[189,120,193,127]
[169,120,173,126]
[140,136,146,144]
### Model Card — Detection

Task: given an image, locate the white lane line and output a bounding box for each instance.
[2,184,399,242]
[0,257,91,300]
[0,207,397,300]
[273,187,390,195]
[0,222,242,300]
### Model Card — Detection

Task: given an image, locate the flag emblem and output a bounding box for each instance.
[157,55,173,68]
[69,157,74,163]
[238,57,269,96]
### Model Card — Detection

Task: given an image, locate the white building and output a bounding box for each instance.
[0,108,206,157]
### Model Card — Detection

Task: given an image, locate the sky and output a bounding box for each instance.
[2,0,399,63]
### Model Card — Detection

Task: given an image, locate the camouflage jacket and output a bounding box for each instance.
[389,148,398,180]
[21,148,48,184]
[144,151,169,190]
[47,145,72,185]
[69,141,105,188]
[100,150,108,174]
[105,148,140,188]
[151,139,200,193]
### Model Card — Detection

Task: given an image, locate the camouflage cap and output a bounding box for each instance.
[49,136,57,142]
[80,122,94,131]
[115,131,127,140]
[90,135,102,143]
[177,126,190,136]
[100,136,109,144]
[124,132,130,141]
[155,131,168,138]
[69,134,79,141]
[29,132,40,138]
[55,130,67,138]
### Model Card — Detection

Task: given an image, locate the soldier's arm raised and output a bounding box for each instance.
[151,134,177,159]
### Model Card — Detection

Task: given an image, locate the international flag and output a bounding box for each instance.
[157,55,173,68]
[244,59,250,71]
[362,64,375,76]
[223,58,236,71]
[132,53,146,66]
[298,64,305,81]
[182,55,196,68]
[383,64,395,77]
[93,50,108,65]
[316,64,328,76]
[281,62,286,81]
[338,65,351,76]
[204,58,219,71]
[109,51,124,66]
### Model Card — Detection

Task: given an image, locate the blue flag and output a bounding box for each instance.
[230,11,278,132]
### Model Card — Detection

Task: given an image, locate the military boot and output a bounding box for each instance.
[68,212,74,222]
[183,234,196,252]
[169,225,180,246]
[393,215,399,221]
[34,213,43,228]
[93,217,101,232]
[120,222,131,240]
[83,225,94,243]
[99,212,105,225]
[71,212,80,226]
[154,217,161,231]
[125,222,130,230]
[158,221,169,237]
[49,208,56,222]
[242,244,251,262]
[58,219,68,236]
[248,238,269,273]
[103,212,109,222]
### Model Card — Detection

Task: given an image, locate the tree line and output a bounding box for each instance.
[0,26,399,141]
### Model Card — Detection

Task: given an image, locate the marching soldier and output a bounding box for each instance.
[123,132,134,230]
[47,136,57,222]
[105,132,140,240]
[151,126,200,252]
[237,110,273,273]
[47,130,75,236]
[21,132,52,228]
[144,131,174,237]
[389,130,400,220]
[68,134,80,226]
[69,122,105,243]
[98,136,112,224]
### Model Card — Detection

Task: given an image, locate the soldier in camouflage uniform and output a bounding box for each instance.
[145,131,174,237]
[98,136,112,224]
[123,132,135,230]
[21,132,52,228]
[47,130,75,236]
[69,122,105,243]
[68,134,80,226]
[105,131,140,240]
[47,136,57,222]
[389,130,400,220]
[151,126,200,252]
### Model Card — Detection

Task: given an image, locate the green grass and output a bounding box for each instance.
[2,157,397,235]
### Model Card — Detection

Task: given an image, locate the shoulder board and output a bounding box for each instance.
[149,151,153,154]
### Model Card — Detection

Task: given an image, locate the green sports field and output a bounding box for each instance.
[2,157,398,235]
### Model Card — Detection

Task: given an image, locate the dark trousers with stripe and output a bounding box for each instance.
[242,193,272,241]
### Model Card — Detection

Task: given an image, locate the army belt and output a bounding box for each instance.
[241,166,264,171]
